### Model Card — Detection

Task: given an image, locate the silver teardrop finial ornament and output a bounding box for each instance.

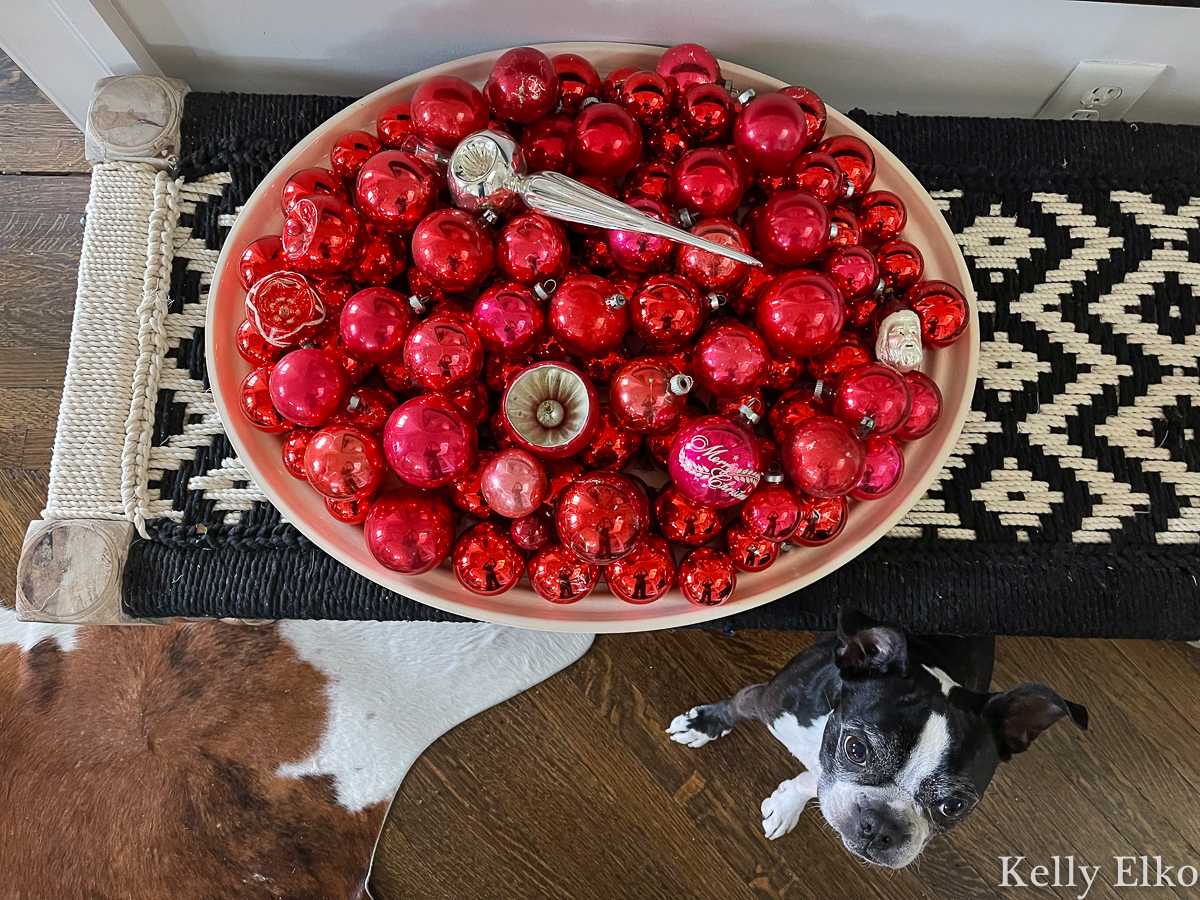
[444,130,761,268]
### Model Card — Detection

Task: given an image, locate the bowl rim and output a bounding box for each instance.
[206,41,979,632]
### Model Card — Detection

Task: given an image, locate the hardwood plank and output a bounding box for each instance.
[0,389,61,469]
[0,469,49,606]
[0,53,88,175]
[0,347,69,388]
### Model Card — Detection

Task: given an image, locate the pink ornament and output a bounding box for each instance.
[383,394,478,488]
[605,196,675,273]
[403,313,484,392]
[733,93,808,173]
[896,370,943,441]
[480,448,548,518]
[832,363,912,437]
[365,486,455,575]
[511,508,554,551]
[693,321,771,398]
[555,471,650,564]
[755,270,846,359]
[754,189,832,268]
[610,356,693,434]
[824,245,881,302]
[339,287,415,364]
[655,43,722,93]
[268,348,349,427]
[851,435,905,500]
[485,47,561,123]
[472,283,545,359]
[782,415,865,498]
[671,148,747,219]
[668,414,762,508]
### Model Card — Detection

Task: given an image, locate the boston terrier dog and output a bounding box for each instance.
[667,609,1088,868]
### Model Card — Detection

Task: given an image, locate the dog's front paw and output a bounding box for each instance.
[761,773,816,840]
[666,706,730,748]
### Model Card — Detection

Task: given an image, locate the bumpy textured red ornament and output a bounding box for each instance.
[480,448,548,518]
[238,236,286,290]
[281,426,315,478]
[519,113,576,174]
[281,167,348,214]
[676,218,752,293]
[448,450,494,518]
[511,508,554,551]
[726,521,779,573]
[605,535,676,604]
[403,313,484,392]
[452,521,526,595]
[354,150,433,231]
[350,226,407,286]
[713,391,765,421]
[411,208,494,293]
[756,271,846,361]
[832,363,912,437]
[733,93,808,173]
[268,348,349,427]
[236,318,285,367]
[785,151,847,205]
[618,70,674,128]
[485,47,561,123]
[630,274,703,348]
[582,344,630,383]
[859,190,907,242]
[529,543,599,603]
[768,384,820,443]
[876,240,925,291]
[765,354,803,392]
[304,423,387,499]
[337,385,399,435]
[754,189,832,268]
[577,405,643,470]
[678,548,736,607]
[339,287,414,364]
[239,366,288,433]
[245,271,325,347]
[906,280,970,346]
[818,135,876,195]
[547,274,628,357]
[501,362,598,459]
[383,394,478,488]
[679,82,736,143]
[312,322,373,385]
[365,486,455,574]
[411,75,489,148]
[555,471,650,565]
[671,148,746,219]
[896,370,943,441]
[447,381,490,426]
[791,494,849,546]
[569,102,643,179]
[693,321,770,398]
[654,484,723,547]
[743,478,802,542]
[780,85,827,148]
[472,283,545,359]
[669,413,762,508]
[553,53,601,114]
[483,355,526,394]
[330,130,381,180]
[282,196,362,278]
[326,493,376,525]
[610,357,693,434]
[314,277,353,316]
[782,415,866,498]
[656,43,721,92]
[824,245,880,302]
[852,434,905,500]
[376,101,415,147]
[495,213,569,287]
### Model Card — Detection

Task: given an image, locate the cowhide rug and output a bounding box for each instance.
[0,608,591,898]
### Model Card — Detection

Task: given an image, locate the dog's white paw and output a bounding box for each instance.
[666,707,728,748]
[761,773,816,840]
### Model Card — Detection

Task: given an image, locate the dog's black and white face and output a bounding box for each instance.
[815,621,1087,868]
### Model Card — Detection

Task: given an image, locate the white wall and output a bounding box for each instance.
[95,0,1200,124]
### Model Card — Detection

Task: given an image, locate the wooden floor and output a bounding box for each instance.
[2,54,1199,900]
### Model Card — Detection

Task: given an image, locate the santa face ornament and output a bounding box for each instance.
[875,307,924,373]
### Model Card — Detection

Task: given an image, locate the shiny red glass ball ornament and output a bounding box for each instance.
[618,70,674,128]
[326,493,376,524]
[330,130,381,180]
[646,120,690,165]
[337,385,399,435]
[480,448,548,518]
[350,226,407,286]
[630,274,703,348]
[547,274,628,357]
[555,471,650,565]
[601,66,638,102]
[782,415,866,498]
[528,543,599,603]
[754,189,832,268]
[403,313,484,393]
[238,236,286,291]
[569,102,643,179]
[486,47,561,123]
[755,270,846,359]
[452,521,526,595]
[304,423,387,499]
[280,167,348,214]
[376,101,415,147]
[383,393,477,488]
[785,151,847,206]
[282,196,363,278]
[859,190,907,242]
[577,405,642,470]
[833,363,912,437]
[473,283,545,360]
[906,280,970,346]
[495,212,569,287]
[669,413,762,508]
[647,405,700,468]
[818,134,876,195]
[656,43,721,92]
[670,148,746,219]
[769,384,820,443]
[354,150,433,231]
[729,262,776,316]
[519,113,576,174]
[654,483,723,546]
[791,494,848,546]
[896,370,943,441]
[676,218,751,292]
[501,362,598,459]
[410,208,494,294]
[339,287,415,364]
[364,485,455,575]
[765,354,803,392]
[845,291,884,331]
[693,321,770,398]
[610,356,692,434]
[606,195,674,273]
[623,159,675,203]
[311,322,373,385]
[553,53,601,115]
[448,450,494,518]
[726,521,779,573]
[240,365,288,433]
[829,206,861,250]
[824,245,880,302]
[605,534,675,604]
[281,427,315,478]
[809,332,872,381]
[733,93,808,173]
[378,358,420,394]
[268,348,349,427]
[743,480,802,542]
[875,240,925,292]
[679,82,736,143]
[780,86,827,149]
[236,318,285,367]
[511,508,554,551]
[410,75,489,148]
[851,434,905,500]
[678,548,736,607]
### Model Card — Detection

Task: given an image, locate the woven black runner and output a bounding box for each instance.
[122,92,1200,638]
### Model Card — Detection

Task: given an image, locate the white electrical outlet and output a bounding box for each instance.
[1037,60,1166,121]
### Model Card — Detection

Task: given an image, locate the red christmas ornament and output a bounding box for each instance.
[809,332,872,381]
[676,218,751,292]
[339,287,414,364]
[281,167,348,214]
[896,370,943,441]
[655,484,722,547]
[282,426,316,478]
[511,508,554,551]
[282,196,363,278]
[330,130,381,180]
[555,471,650,565]
[757,170,788,196]
[757,435,780,473]
[236,318,285,367]
[791,494,849,546]
[610,357,693,434]
[729,262,777,315]
[769,384,820,443]
[833,363,912,437]
[656,43,721,92]
[679,82,737,143]
[623,159,674,203]
[678,548,736,607]
[581,344,630,383]
[553,53,601,115]
[547,273,628,357]
[876,240,925,291]
[326,493,376,524]
[365,485,455,575]
[519,114,576,174]
[312,322,373,385]
[239,365,288,433]
[485,47,561,123]
[647,405,700,468]
[859,190,907,242]
[617,72,673,128]
[743,478,802,542]
[480,448,548,518]
[569,102,643,179]
[238,236,286,290]
[337,385,399,436]
[754,189,832,268]
[601,66,639,102]
[755,270,845,358]
[495,212,569,287]
[829,206,861,250]
[410,75,489,148]
[765,354,803,392]
[733,93,808,173]
[304,423,387,499]
[581,235,616,273]
[693,321,771,397]
[245,271,325,347]
[852,434,905,500]
[403,313,484,392]
[268,348,349,427]
[448,450,494,518]
[577,405,642,470]
[669,413,762,508]
[452,521,526,595]
[472,283,545,359]
[446,381,490,426]
[354,150,433,231]
[376,101,415,147]
[785,151,847,205]
[906,280,970,346]
[824,245,880,302]
[528,543,599,603]
[671,148,746,219]
[350,226,407,286]
[818,135,876,195]
[314,278,353,316]
[605,535,676,604]
[713,391,765,421]
[541,457,584,506]
[501,362,599,459]
[411,208,494,293]
[726,521,779,573]
[485,354,527,393]
[782,415,866,498]
[646,120,690,164]
[630,274,704,348]
[780,86,827,148]
[383,393,478,488]
[379,358,419,393]
[606,196,675,273]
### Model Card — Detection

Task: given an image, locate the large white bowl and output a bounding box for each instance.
[207,42,978,632]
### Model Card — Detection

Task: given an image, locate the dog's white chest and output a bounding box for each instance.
[767,712,828,772]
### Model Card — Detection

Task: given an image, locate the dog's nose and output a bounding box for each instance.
[857,808,906,851]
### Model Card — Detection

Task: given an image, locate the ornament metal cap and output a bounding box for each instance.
[765,462,785,483]
[532,278,557,301]
[669,374,694,395]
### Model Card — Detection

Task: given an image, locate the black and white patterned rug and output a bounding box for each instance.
[122,94,1200,638]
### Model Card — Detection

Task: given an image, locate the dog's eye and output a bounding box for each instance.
[843,734,868,764]
[938,798,966,818]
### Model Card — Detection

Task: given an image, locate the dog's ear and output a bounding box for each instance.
[984,683,1089,759]
[835,607,908,677]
